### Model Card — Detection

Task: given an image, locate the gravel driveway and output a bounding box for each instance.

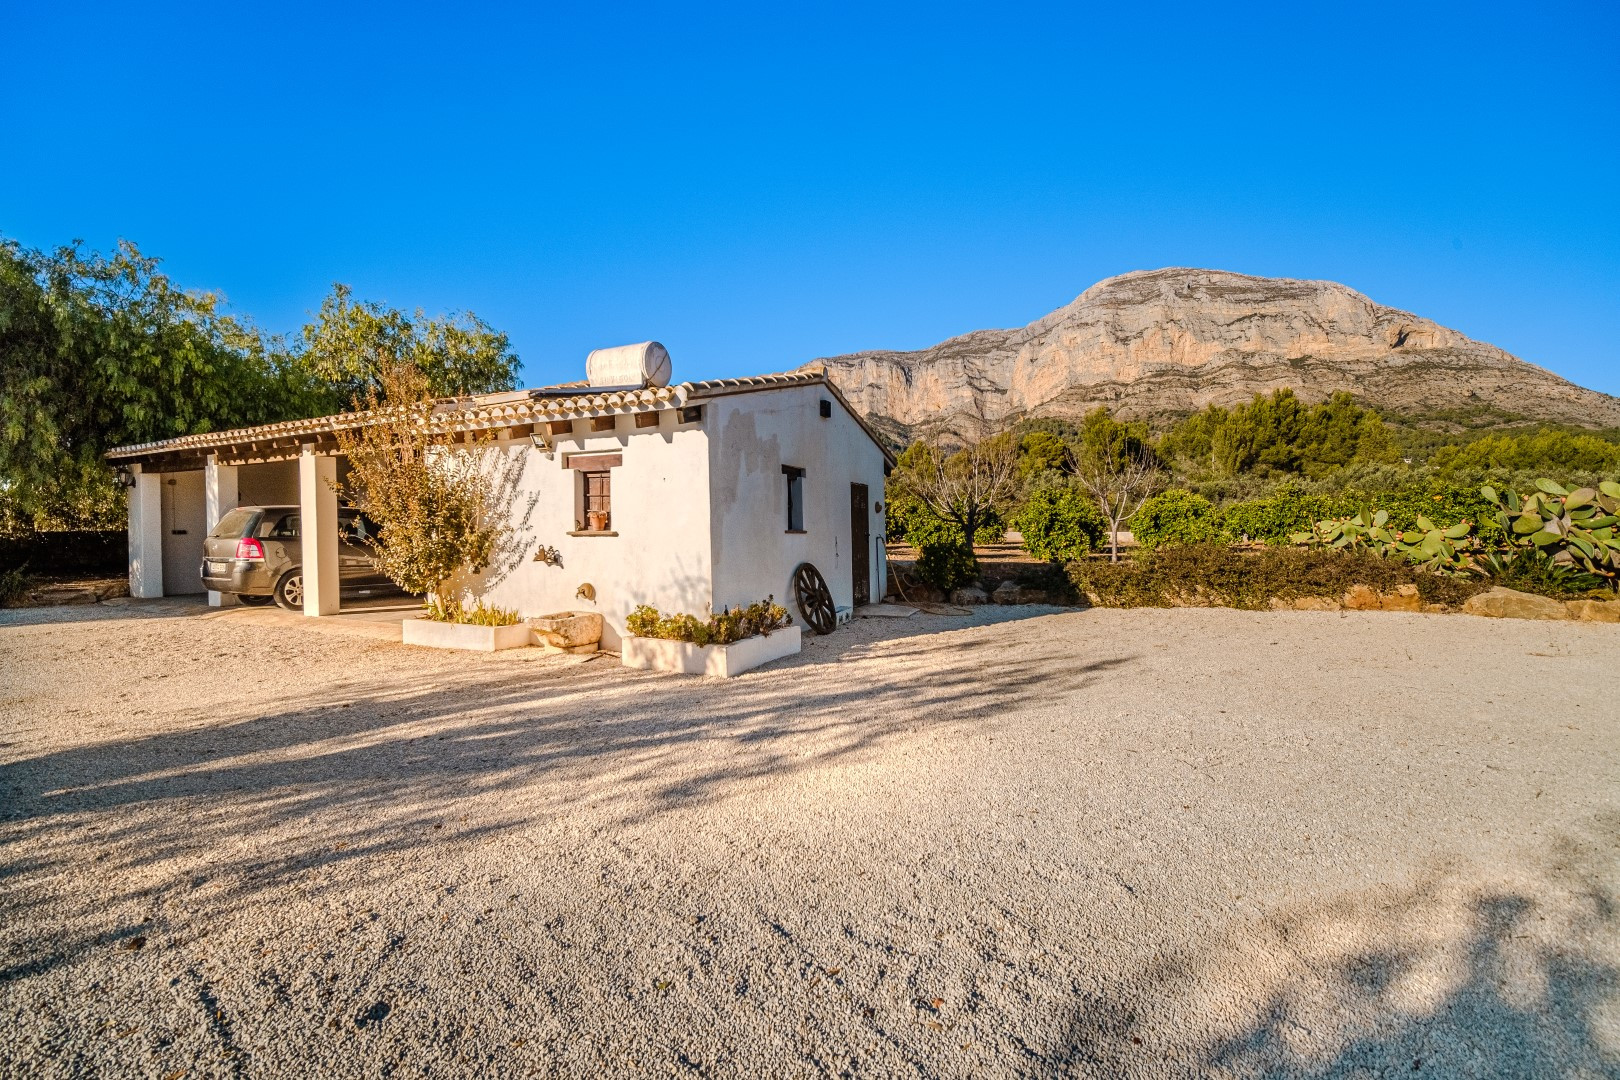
[2,599,1616,1078]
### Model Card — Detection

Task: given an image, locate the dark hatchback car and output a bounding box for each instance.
[201,505,396,609]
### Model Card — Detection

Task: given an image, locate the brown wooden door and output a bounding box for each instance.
[850,483,870,605]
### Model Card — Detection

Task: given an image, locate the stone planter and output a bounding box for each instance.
[621,626,801,678]
[530,610,603,653]
[402,617,533,652]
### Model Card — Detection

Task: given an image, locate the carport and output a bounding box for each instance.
[109,426,350,616]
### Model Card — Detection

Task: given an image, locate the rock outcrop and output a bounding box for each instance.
[807,268,1620,442]
[1462,587,1570,621]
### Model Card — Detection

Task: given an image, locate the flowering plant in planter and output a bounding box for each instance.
[424,596,521,626]
[625,597,791,646]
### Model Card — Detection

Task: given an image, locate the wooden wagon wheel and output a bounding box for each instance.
[792,562,837,635]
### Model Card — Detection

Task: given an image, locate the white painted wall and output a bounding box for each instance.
[127,465,164,598]
[159,470,207,595]
[706,385,889,616]
[474,411,713,649]
[299,449,341,616]
[236,459,300,506]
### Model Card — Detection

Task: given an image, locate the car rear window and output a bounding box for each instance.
[261,514,299,539]
[209,508,261,539]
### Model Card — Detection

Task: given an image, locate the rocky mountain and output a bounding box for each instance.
[805,268,1620,442]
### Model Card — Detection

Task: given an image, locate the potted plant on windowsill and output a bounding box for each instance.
[586,510,610,533]
[621,598,799,677]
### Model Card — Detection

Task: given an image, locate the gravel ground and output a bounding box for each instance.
[1,599,1617,1079]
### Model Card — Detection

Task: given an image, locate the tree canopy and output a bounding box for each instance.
[0,235,522,533]
[300,283,519,406]
[1159,390,1395,477]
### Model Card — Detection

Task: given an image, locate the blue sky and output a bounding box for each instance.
[5,2,1617,395]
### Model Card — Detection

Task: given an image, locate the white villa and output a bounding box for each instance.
[106,344,896,648]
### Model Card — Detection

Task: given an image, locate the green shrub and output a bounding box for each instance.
[884,491,929,546]
[1361,481,1501,543]
[1067,543,1486,609]
[0,565,33,606]
[1131,489,1222,549]
[424,596,522,625]
[1219,489,1353,544]
[1015,486,1106,562]
[1431,429,1620,475]
[902,507,982,590]
[913,542,979,592]
[971,508,1008,546]
[887,493,1003,547]
[625,597,792,645]
[1218,480,1497,547]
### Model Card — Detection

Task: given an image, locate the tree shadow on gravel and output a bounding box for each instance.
[1043,820,1620,1079]
[0,608,1129,983]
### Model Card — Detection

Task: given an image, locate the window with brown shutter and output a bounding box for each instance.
[582,470,611,531]
[565,451,621,535]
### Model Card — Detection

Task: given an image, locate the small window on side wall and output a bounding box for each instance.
[565,451,622,535]
[783,465,805,532]
[581,470,611,532]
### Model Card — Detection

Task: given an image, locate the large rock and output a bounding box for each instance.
[1380,584,1423,612]
[529,610,603,651]
[1462,587,1570,621]
[1565,599,1620,623]
[949,585,990,606]
[807,268,1620,442]
[1343,585,1381,611]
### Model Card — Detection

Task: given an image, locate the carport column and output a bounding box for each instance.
[204,454,239,608]
[127,464,164,599]
[298,445,340,616]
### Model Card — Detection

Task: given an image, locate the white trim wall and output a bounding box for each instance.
[127,464,164,599]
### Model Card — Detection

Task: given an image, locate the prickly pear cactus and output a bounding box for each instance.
[1294,508,1478,574]
[1290,508,1399,554]
[1483,480,1620,584]
[1392,515,1477,572]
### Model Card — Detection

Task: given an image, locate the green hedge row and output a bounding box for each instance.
[1131,484,1502,550]
[1068,544,1487,609]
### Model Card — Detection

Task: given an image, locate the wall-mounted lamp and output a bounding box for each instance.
[529,430,555,459]
[114,465,137,489]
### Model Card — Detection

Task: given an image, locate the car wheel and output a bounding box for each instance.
[273,570,304,611]
[237,594,274,606]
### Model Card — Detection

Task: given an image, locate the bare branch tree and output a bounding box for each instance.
[332,362,513,608]
[1072,446,1162,562]
[897,435,1022,545]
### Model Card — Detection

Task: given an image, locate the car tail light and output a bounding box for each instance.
[236,537,265,561]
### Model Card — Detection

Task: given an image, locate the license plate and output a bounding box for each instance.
[205,560,229,574]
